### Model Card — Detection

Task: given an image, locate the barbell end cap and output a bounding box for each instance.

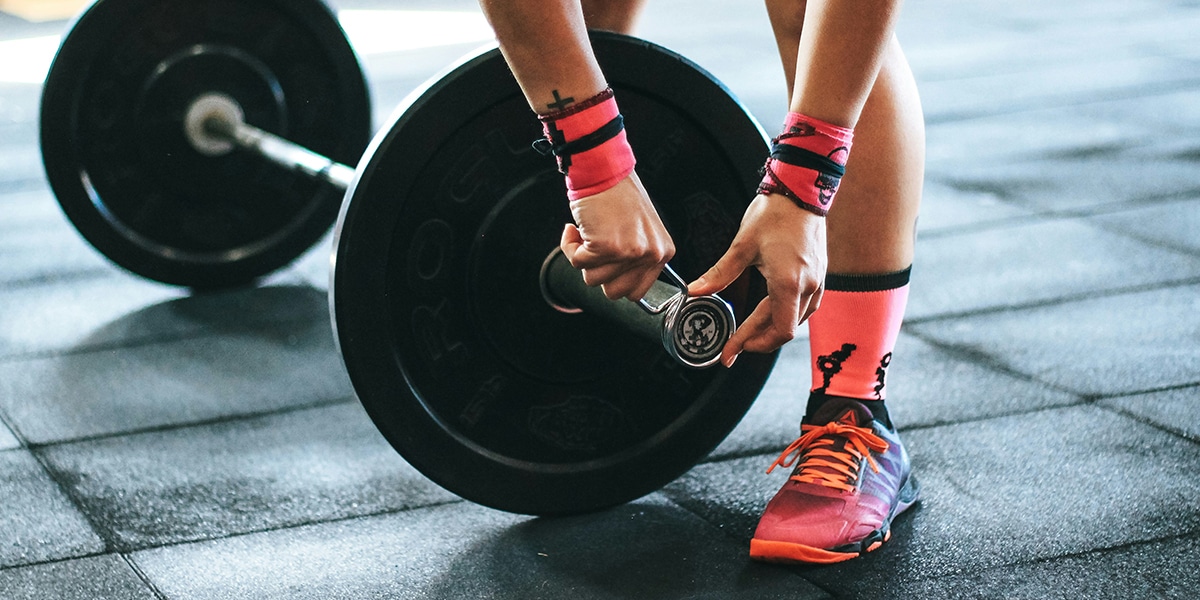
[183,92,243,157]
[667,295,736,369]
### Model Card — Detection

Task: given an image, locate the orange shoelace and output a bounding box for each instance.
[766,419,890,493]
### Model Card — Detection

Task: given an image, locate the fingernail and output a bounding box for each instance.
[723,353,738,368]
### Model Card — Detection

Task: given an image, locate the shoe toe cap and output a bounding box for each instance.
[754,487,886,549]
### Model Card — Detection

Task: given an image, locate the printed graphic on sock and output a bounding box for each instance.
[814,343,856,395]
[873,352,892,400]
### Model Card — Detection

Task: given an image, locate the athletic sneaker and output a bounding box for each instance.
[749,396,919,564]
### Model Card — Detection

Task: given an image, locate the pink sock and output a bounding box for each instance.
[808,268,911,400]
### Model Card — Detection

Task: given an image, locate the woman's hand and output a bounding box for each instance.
[687,193,827,367]
[560,171,676,301]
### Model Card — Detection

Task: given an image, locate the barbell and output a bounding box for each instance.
[41,0,779,515]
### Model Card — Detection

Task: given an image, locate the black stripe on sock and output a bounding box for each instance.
[825,266,912,292]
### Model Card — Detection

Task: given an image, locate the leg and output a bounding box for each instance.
[806,38,923,405]
[826,37,924,275]
[752,1,924,565]
[580,0,647,33]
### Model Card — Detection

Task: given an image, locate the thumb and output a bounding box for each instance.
[560,223,584,260]
[688,244,753,296]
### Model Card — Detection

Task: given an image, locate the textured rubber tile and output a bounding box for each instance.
[1100,386,1200,443]
[902,0,1200,82]
[37,402,457,552]
[0,188,113,285]
[0,222,111,286]
[0,316,353,444]
[920,54,1200,123]
[916,180,1032,235]
[0,419,19,450]
[0,449,104,568]
[664,406,1200,596]
[713,333,1078,459]
[1077,88,1200,136]
[0,554,157,600]
[281,232,334,291]
[0,276,184,358]
[132,495,828,600]
[910,284,1200,396]
[939,146,1200,213]
[0,187,70,230]
[889,535,1200,600]
[924,107,1146,175]
[0,140,42,189]
[0,280,320,359]
[906,219,1200,320]
[1088,195,1200,256]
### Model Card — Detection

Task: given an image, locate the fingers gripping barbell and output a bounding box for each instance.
[43,0,779,515]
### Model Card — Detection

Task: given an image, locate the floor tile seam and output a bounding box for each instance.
[903,274,1200,327]
[1094,387,1200,446]
[905,319,1200,401]
[1017,194,1200,260]
[117,498,467,557]
[894,529,1200,589]
[899,328,1091,397]
[1083,215,1200,259]
[915,191,1200,242]
[0,405,28,449]
[0,313,332,365]
[0,549,112,574]
[700,399,1093,465]
[26,443,119,556]
[655,492,839,599]
[26,395,358,450]
[924,76,1200,126]
[0,266,113,292]
[118,552,169,600]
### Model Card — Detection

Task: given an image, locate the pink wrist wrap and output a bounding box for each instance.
[534,88,636,201]
[757,112,854,216]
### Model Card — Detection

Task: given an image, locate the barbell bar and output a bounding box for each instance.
[182,88,734,368]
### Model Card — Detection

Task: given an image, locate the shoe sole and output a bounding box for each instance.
[749,474,921,565]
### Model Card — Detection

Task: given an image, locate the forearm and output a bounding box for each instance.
[478,0,608,114]
[767,0,904,128]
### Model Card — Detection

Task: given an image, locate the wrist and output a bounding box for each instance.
[756,112,853,216]
[533,88,636,201]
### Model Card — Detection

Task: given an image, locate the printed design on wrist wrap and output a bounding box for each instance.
[756,113,853,216]
[531,87,636,201]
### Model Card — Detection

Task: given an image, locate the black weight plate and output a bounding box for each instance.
[332,32,776,515]
[41,0,370,288]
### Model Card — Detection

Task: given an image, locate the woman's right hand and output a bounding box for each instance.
[560,171,676,302]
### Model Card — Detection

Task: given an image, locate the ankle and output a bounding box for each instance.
[804,392,893,430]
